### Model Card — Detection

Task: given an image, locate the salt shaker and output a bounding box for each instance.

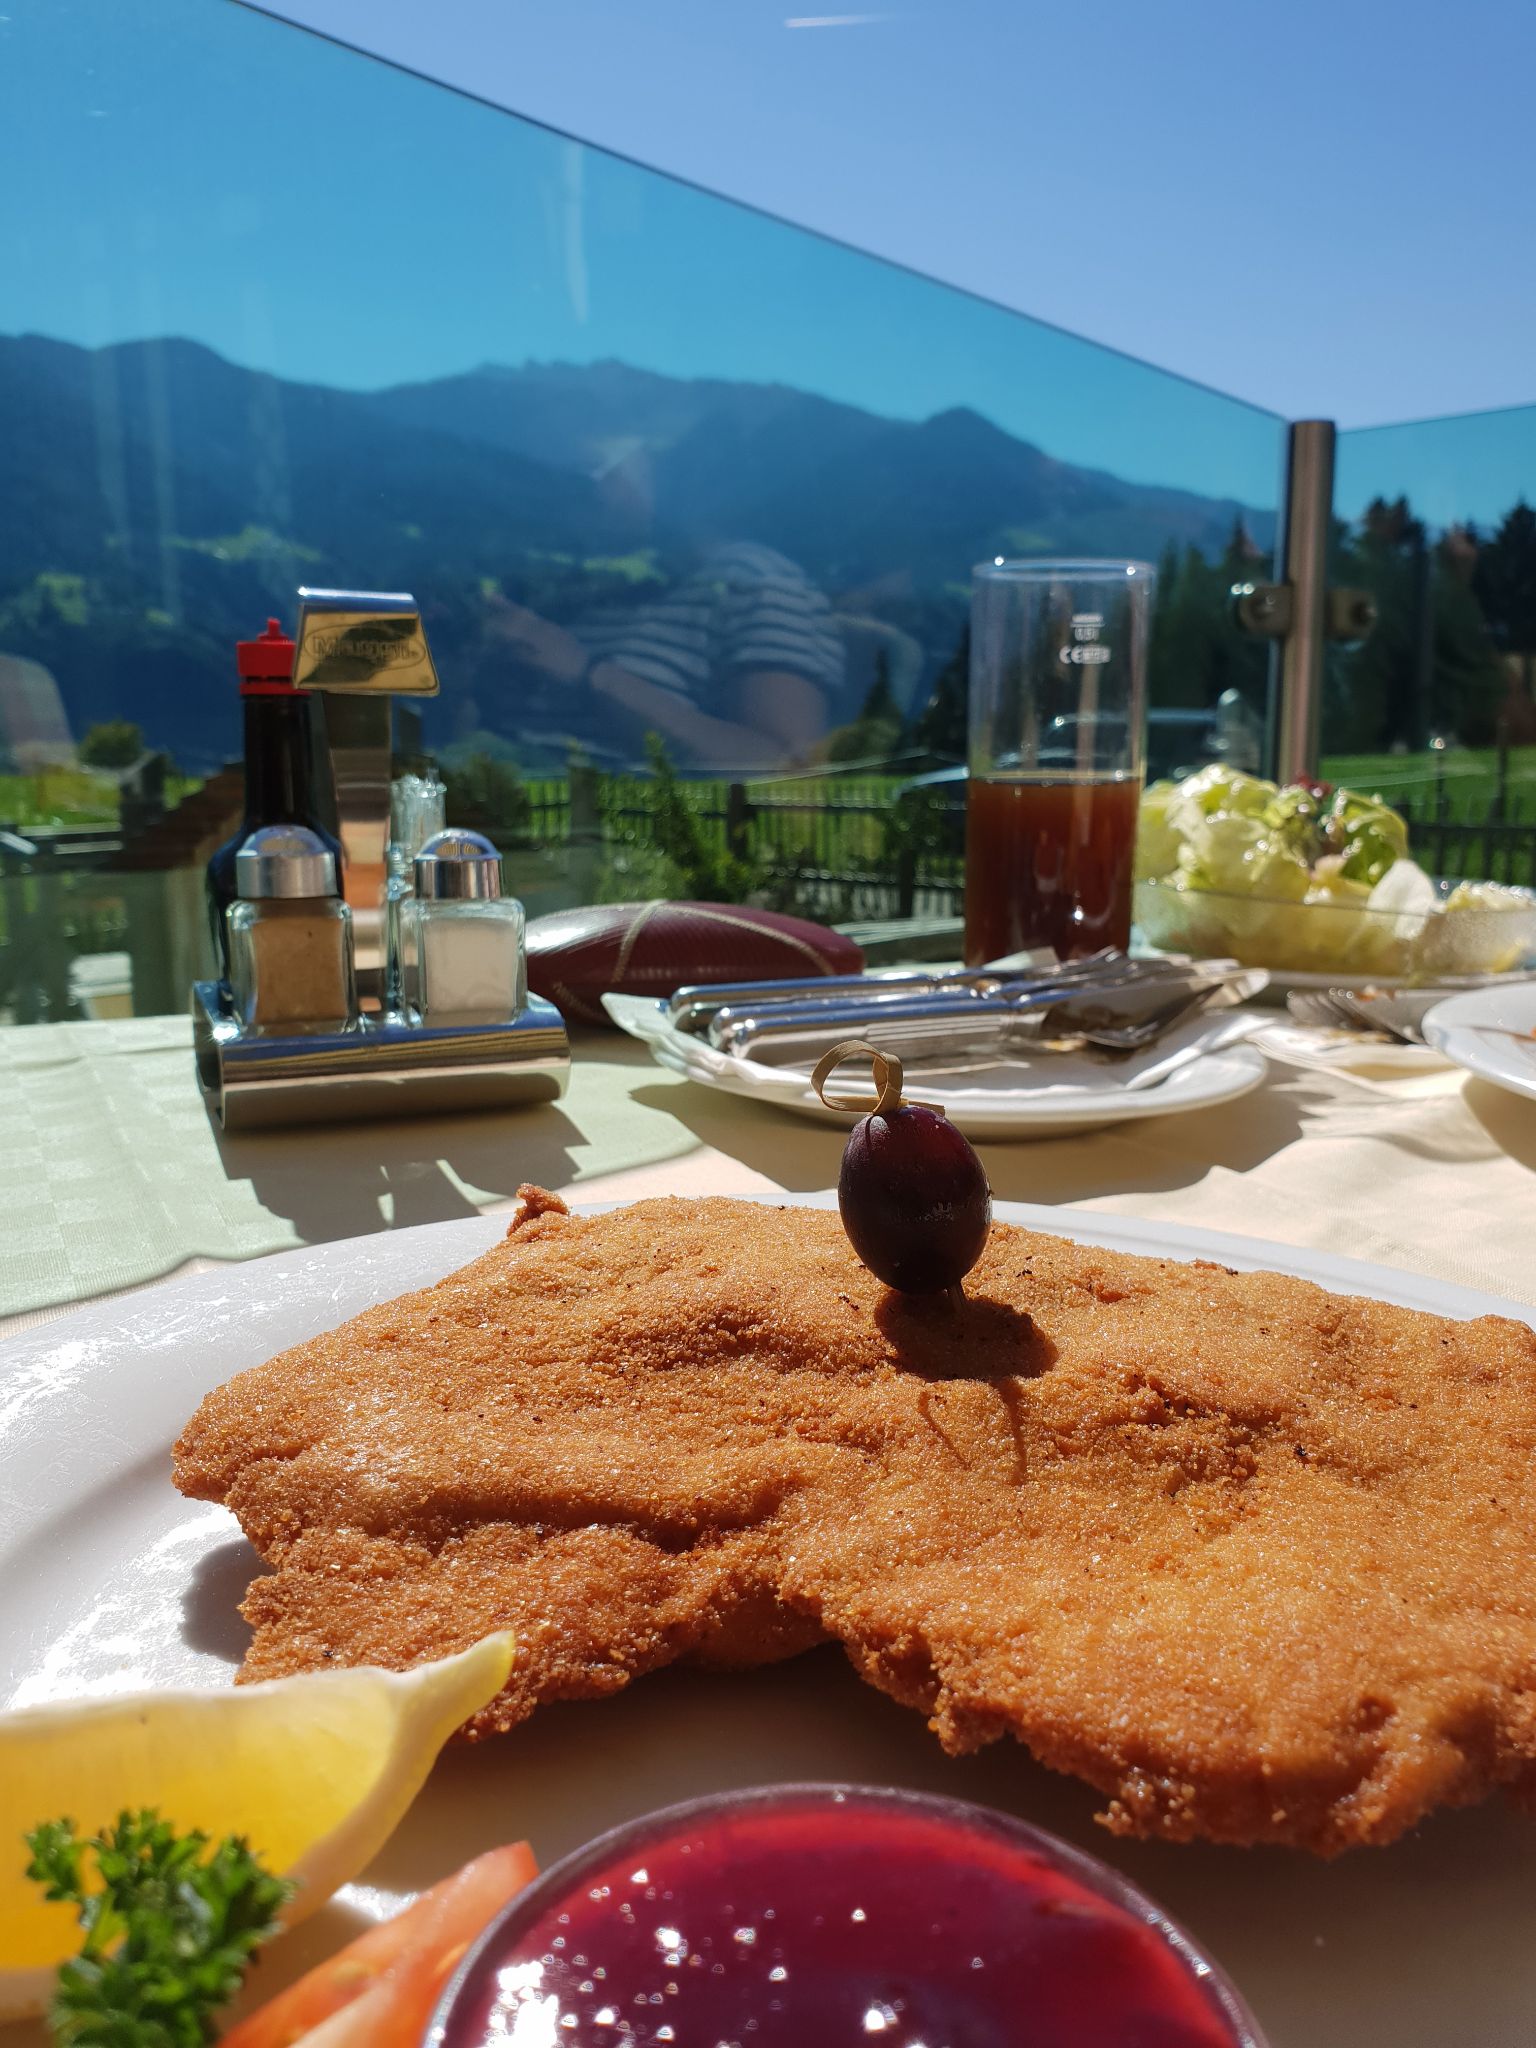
[227,824,357,1035]
[401,829,526,1027]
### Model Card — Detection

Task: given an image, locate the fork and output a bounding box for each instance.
[1288,991,1414,1043]
[1286,990,1428,1045]
[1037,969,1268,1056]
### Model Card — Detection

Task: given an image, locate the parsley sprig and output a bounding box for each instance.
[25,1810,294,2047]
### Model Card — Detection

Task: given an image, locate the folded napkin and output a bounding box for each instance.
[1251,1020,1458,1094]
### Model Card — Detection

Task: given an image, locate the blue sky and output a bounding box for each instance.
[0,0,1278,516]
[254,0,1536,434]
[4,0,1532,523]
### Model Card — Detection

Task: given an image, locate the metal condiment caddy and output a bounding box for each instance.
[193,984,570,1130]
[195,590,570,1129]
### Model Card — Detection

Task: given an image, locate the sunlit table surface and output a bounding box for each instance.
[3,1006,1535,1338]
[5,1009,1536,2048]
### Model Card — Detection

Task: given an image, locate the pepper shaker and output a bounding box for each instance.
[399,829,526,1027]
[227,825,358,1035]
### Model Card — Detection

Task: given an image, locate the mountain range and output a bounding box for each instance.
[0,334,1272,769]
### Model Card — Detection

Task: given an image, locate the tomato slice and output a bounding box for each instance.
[222,1841,538,2048]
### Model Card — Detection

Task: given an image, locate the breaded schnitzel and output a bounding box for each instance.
[174,1191,1536,1855]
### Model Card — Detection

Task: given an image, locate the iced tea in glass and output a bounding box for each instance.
[963,559,1153,965]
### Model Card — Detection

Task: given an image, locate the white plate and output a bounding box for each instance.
[1257,964,1536,1001]
[3,1200,1535,2046]
[1423,982,1536,1103]
[604,995,1268,1138]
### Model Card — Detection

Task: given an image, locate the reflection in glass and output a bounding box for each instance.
[1331,408,1536,884]
[0,0,1285,1022]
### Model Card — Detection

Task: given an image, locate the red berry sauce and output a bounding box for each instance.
[432,1787,1260,2048]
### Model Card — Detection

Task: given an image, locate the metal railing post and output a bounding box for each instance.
[1273,420,1336,785]
[1232,418,1375,785]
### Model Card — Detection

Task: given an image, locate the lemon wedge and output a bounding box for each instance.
[0,1631,514,2018]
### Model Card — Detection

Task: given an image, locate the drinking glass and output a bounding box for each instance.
[963,558,1154,965]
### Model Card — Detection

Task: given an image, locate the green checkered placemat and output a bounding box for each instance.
[0,1018,699,1318]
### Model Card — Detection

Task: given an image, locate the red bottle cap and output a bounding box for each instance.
[236,618,300,694]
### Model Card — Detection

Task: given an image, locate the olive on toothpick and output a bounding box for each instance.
[812,1040,992,1297]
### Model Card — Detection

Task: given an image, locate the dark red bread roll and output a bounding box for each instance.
[527,900,864,1026]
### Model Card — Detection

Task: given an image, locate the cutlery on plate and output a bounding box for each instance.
[667,948,1209,1038]
[1287,989,1440,1045]
[666,968,1011,1035]
[710,965,1264,1069]
[703,954,1223,1049]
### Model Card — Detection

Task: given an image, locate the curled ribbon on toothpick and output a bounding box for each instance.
[810,1040,943,1117]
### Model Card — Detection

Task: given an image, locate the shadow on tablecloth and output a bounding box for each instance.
[209,1101,586,1246]
[1461,1077,1536,1174]
[627,1063,1312,1207]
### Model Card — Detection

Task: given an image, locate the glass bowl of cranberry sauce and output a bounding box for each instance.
[427,1783,1266,2048]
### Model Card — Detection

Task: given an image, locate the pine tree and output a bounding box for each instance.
[909,626,969,763]
[825,646,904,765]
[860,646,898,727]
[1329,499,1506,752]
[1472,501,1536,710]
[1433,529,1504,746]
[1337,497,1426,751]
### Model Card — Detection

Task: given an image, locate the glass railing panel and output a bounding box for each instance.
[1332,407,1536,877]
[1,0,1284,1021]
